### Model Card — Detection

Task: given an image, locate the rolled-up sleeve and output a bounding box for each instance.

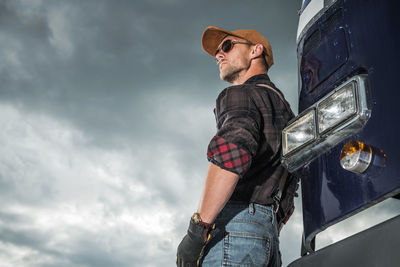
[207,86,261,177]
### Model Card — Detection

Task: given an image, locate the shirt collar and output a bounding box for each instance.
[243,74,271,85]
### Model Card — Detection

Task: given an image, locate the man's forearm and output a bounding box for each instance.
[197,163,240,224]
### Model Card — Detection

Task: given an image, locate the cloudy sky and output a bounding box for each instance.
[1,0,399,266]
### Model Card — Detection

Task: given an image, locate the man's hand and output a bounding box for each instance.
[176,219,208,267]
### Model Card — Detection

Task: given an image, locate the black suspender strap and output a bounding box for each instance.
[256,83,295,117]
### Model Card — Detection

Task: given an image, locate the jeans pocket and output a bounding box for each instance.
[223,232,271,267]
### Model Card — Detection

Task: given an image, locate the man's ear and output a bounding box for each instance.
[250,44,264,59]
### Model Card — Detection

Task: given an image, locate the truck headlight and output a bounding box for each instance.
[281,74,371,172]
[318,82,357,134]
[283,110,316,156]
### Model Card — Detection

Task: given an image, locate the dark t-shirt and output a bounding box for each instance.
[207,74,294,205]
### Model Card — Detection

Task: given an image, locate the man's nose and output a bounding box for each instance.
[215,52,224,64]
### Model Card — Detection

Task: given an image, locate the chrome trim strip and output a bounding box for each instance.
[297,0,339,44]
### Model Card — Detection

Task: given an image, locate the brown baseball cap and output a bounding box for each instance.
[201,26,274,69]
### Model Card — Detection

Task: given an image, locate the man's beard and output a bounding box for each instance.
[220,64,241,84]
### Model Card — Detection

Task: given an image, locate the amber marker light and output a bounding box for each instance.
[340,140,373,174]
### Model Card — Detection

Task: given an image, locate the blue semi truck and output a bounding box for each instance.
[283,0,400,266]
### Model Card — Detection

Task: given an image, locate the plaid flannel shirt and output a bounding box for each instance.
[207,74,294,205]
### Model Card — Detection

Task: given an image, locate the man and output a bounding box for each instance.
[177,26,294,267]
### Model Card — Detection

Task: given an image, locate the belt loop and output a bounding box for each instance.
[271,206,276,226]
[249,203,255,215]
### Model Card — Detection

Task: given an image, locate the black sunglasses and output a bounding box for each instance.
[215,39,253,55]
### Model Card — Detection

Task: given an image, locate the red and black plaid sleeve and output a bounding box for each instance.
[207,86,262,176]
[207,136,251,175]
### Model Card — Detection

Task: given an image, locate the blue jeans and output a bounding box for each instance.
[201,201,281,267]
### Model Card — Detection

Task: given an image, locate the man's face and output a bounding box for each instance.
[215,36,252,84]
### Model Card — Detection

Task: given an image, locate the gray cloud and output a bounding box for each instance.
[0,0,300,146]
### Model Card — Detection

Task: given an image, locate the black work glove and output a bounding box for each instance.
[176,219,211,267]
